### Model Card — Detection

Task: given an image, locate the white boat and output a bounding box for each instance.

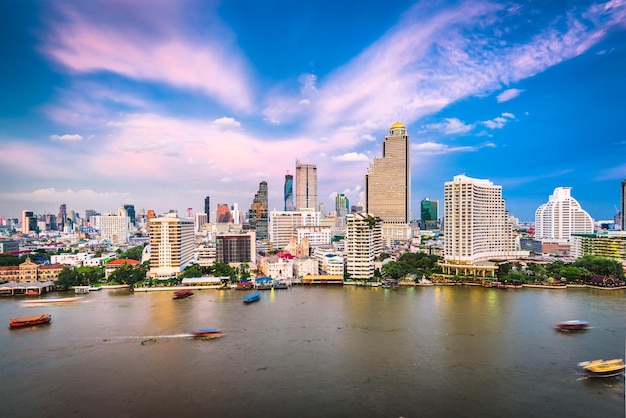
[20,297,83,305]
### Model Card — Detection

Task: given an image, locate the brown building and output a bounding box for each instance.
[0,257,64,283]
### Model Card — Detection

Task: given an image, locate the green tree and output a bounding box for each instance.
[213,262,234,278]
[180,264,203,279]
[108,263,146,287]
[75,266,105,285]
[119,245,145,261]
[559,266,584,282]
[573,255,624,279]
[55,267,84,291]
[382,261,409,280]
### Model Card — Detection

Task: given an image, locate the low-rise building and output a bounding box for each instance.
[0,258,64,283]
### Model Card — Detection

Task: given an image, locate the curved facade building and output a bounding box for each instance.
[534,187,593,241]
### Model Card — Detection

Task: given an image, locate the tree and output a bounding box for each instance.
[55,267,83,291]
[108,263,146,287]
[559,266,584,282]
[179,264,203,279]
[119,245,144,261]
[213,262,234,278]
[382,261,409,280]
[573,255,624,279]
[75,266,105,285]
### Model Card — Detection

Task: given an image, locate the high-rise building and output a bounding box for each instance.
[204,196,210,218]
[95,209,130,244]
[621,180,626,231]
[284,173,294,211]
[421,198,439,230]
[216,204,233,223]
[195,212,208,232]
[345,213,382,281]
[57,204,67,230]
[216,232,256,264]
[149,211,194,278]
[365,122,411,224]
[534,187,594,241]
[21,210,36,234]
[443,174,527,265]
[269,209,320,249]
[249,181,269,240]
[123,204,136,226]
[335,193,349,218]
[295,162,317,211]
[319,202,326,218]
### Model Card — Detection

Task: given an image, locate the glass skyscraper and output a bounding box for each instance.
[284,173,294,211]
[420,198,438,230]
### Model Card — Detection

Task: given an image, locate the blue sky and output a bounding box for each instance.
[1,0,625,223]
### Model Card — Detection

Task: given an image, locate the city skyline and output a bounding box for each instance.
[1,1,625,222]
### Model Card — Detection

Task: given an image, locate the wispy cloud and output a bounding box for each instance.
[496,88,525,102]
[422,118,473,135]
[50,134,83,142]
[483,113,516,129]
[413,141,495,156]
[332,152,369,162]
[43,2,255,111]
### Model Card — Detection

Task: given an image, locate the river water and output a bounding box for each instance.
[2,285,624,418]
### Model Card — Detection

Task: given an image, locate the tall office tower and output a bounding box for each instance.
[621,180,626,231]
[195,212,208,232]
[345,213,382,280]
[57,204,67,230]
[96,209,130,244]
[295,162,317,210]
[535,187,594,241]
[149,211,194,278]
[319,202,326,218]
[231,203,242,224]
[284,173,294,211]
[365,122,411,224]
[21,210,36,234]
[216,204,233,223]
[444,174,526,264]
[335,193,349,217]
[421,198,439,230]
[249,181,269,240]
[85,209,97,222]
[204,196,210,218]
[269,209,320,249]
[123,204,136,226]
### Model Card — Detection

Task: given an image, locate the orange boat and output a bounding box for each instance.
[9,313,52,328]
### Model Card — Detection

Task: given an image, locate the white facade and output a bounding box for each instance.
[535,187,594,242]
[148,212,195,278]
[94,210,130,244]
[295,225,332,246]
[294,256,318,277]
[257,255,294,279]
[345,213,382,280]
[195,212,208,232]
[295,162,317,211]
[269,209,321,249]
[314,247,345,276]
[443,174,528,264]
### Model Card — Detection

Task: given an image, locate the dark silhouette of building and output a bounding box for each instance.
[249,181,268,240]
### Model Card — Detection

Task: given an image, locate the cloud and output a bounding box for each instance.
[50,134,84,142]
[483,112,516,129]
[496,89,525,103]
[43,2,255,111]
[332,152,369,162]
[212,117,242,131]
[422,118,473,135]
[413,141,494,156]
[0,188,130,213]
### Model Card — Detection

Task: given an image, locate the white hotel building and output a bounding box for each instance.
[269,209,321,250]
[534,187,594,242]
[148,212,194,278]
[443,175,528,267]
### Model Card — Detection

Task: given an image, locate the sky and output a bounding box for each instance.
[1,0,625,223]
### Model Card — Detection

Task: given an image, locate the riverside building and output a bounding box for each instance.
[148,212,194,278]
[535,187,594,242]
[442,175,528,276]
[345,213,383,281]
[364,122,411,241]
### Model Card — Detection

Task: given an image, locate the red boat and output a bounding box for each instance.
[189,328,223,339]
[236,281,253,290]
[9,313,52,328]
[173,290,194,299]
[554,320,591,331]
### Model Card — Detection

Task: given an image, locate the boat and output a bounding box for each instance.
[20,297,82,305]
[243,292,261,303]
[579,358,625,378]
[9,313,52,328]
[74,286,90,294]
[189,327,223,339]
[554,320,591,331]
[236,281,253,290]
[173,289,194,299]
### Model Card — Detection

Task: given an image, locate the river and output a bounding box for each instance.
[2,285,624,417]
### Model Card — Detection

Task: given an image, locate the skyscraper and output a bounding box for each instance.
[345,213,382,280]
[149,212,194,278]
[249,181,269,240]
[21,210,36,234]
[534,187,594,241]
[365,122,411,224]
[204,196,210,218]
[420,198,439,230]
[123,204,136,226]
[443,174,527,265]
[295,162,317,211]
[284,173,294,211]
[335,193,349,217]
[57,204,67,230]
[216,204,233,223]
